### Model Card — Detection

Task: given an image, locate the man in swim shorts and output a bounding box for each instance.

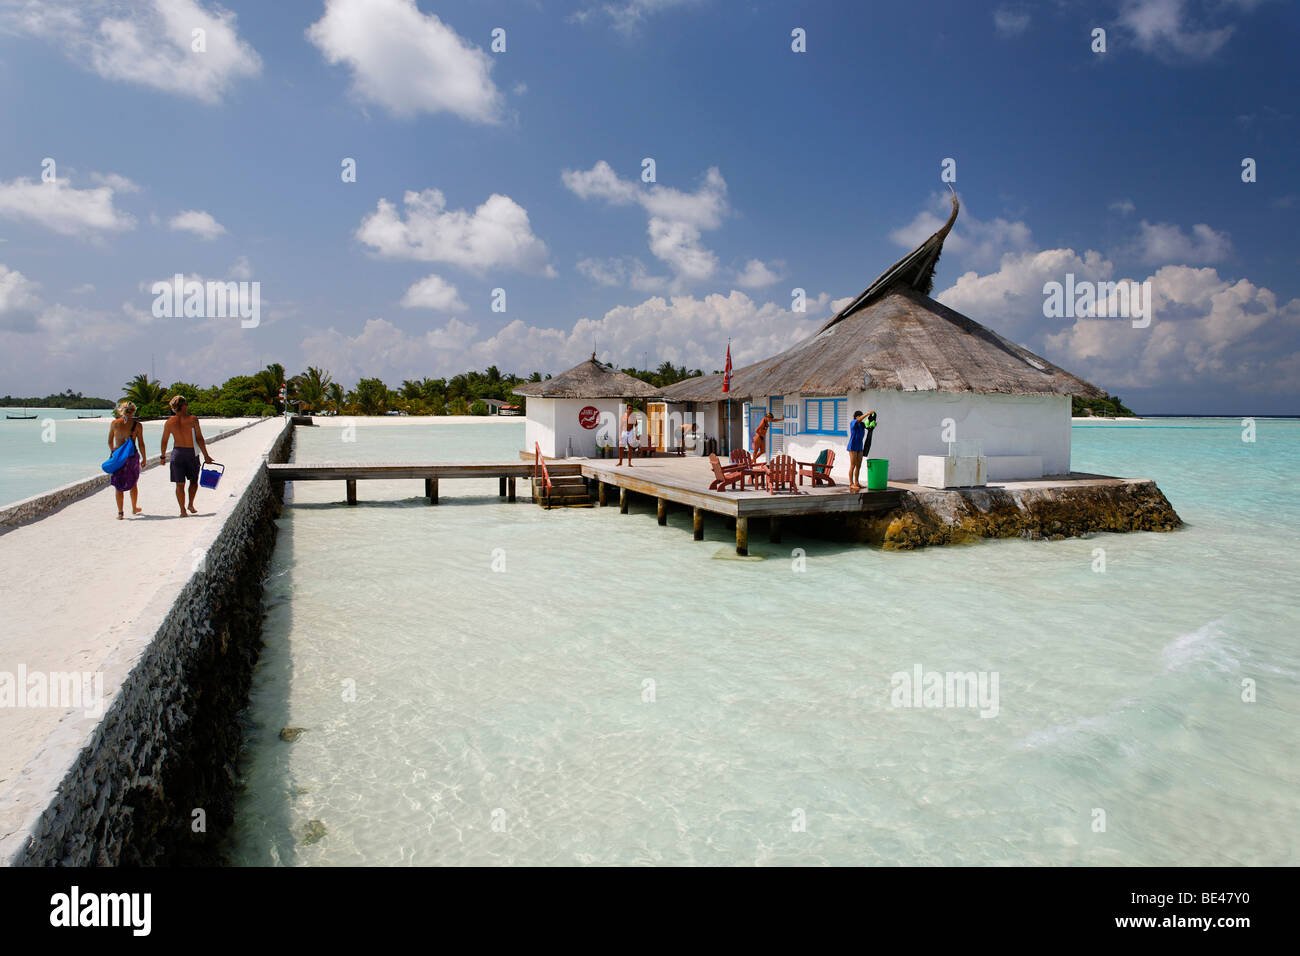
[160,395,214,517]
[618,401,638,467]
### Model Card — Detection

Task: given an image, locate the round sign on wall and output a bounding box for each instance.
[578,405,600,430]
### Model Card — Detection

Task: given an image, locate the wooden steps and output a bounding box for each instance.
[532,475,591,508]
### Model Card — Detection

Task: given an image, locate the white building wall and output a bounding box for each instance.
[777,390,1071,481]
[523,397,556,457]
[528,397,627,458]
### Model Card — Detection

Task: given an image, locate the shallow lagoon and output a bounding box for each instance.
[0,409,250,506]
[227,419,1300,865]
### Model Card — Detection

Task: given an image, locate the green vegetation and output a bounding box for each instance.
[1073,393,1136,417]
[0,389,115,410]
[619,361,702,389]
[12,359,708,418]
[105,363,542,417]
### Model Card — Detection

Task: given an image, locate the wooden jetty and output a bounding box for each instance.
[267,461,582,505]
[268,456,901,555]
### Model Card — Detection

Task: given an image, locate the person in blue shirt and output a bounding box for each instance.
[846,410,877,491]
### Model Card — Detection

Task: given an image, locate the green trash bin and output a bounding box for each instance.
[866,458,889,491]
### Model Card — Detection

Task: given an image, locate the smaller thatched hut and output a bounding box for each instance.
[514,354,661,457]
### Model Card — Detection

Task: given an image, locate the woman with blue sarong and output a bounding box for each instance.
[108,401,146,519]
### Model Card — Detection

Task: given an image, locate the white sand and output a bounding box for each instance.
[0,419,281,791]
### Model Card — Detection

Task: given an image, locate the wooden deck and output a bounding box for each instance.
[581,457,902,555]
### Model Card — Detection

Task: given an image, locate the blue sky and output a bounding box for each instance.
[0,0,1297,412]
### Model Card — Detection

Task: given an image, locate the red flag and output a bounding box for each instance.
[722,343,732,393]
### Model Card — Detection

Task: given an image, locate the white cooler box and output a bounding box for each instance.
[917,454,987,489]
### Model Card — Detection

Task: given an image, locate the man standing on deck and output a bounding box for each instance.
[160,395,214,517]
[618,401,638,467]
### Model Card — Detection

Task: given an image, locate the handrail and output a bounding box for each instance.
[534,442,553,498]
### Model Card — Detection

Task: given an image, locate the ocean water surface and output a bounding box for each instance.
[0,408,250,506]
[226,418,1299,865]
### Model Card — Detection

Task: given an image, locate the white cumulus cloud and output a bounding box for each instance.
[168,209,226,240]
[0,175,136,237]
[0,263,41,328]
[1134,220,1231,264]
[735,258,783,288]
[307,0,502,122]
[357,189,555,276]
[563,161,728,286]
[1,0,262,103]
[401,274,467,311]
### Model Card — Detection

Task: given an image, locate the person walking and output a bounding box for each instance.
[159,395,214,517]
[108,402,146,519]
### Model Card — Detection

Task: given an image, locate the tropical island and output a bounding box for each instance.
[0,389,116,410]
[1072,393,1136,417]
[110,362,703,418]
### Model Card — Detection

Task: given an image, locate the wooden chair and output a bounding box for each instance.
[708,453,745,491]
[729,449,764,488]
[797,448,836,487]
[766,454,799,494]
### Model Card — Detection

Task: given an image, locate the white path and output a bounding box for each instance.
[0,419,281,790]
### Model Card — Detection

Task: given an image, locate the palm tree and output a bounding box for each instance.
[122,373,166,406]
[325,382,346,414]
[252,363,287,410]
[292,366,332,413]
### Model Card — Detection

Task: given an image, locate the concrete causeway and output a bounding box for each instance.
[0,418,284,862]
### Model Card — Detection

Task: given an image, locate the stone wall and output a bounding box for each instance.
[4,420,292,866]
[805,479,1182,551]
[0,418,266,536]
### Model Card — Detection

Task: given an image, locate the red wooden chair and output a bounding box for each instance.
[797,448,836,487]
[766,454,799,494]
[708,453,745,491]
[729,449,766,488]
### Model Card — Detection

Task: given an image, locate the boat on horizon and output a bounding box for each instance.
[5,407,36,420]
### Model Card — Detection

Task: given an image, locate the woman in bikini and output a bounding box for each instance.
[108,401,146,519]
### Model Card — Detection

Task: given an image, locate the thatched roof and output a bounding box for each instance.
[662,193,1104,403]
[513,354,662,399]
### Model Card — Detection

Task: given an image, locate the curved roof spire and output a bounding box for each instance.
[817,186,959,333]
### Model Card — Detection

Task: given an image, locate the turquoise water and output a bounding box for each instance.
[227,418,1299,865]
[0,409,248,506]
